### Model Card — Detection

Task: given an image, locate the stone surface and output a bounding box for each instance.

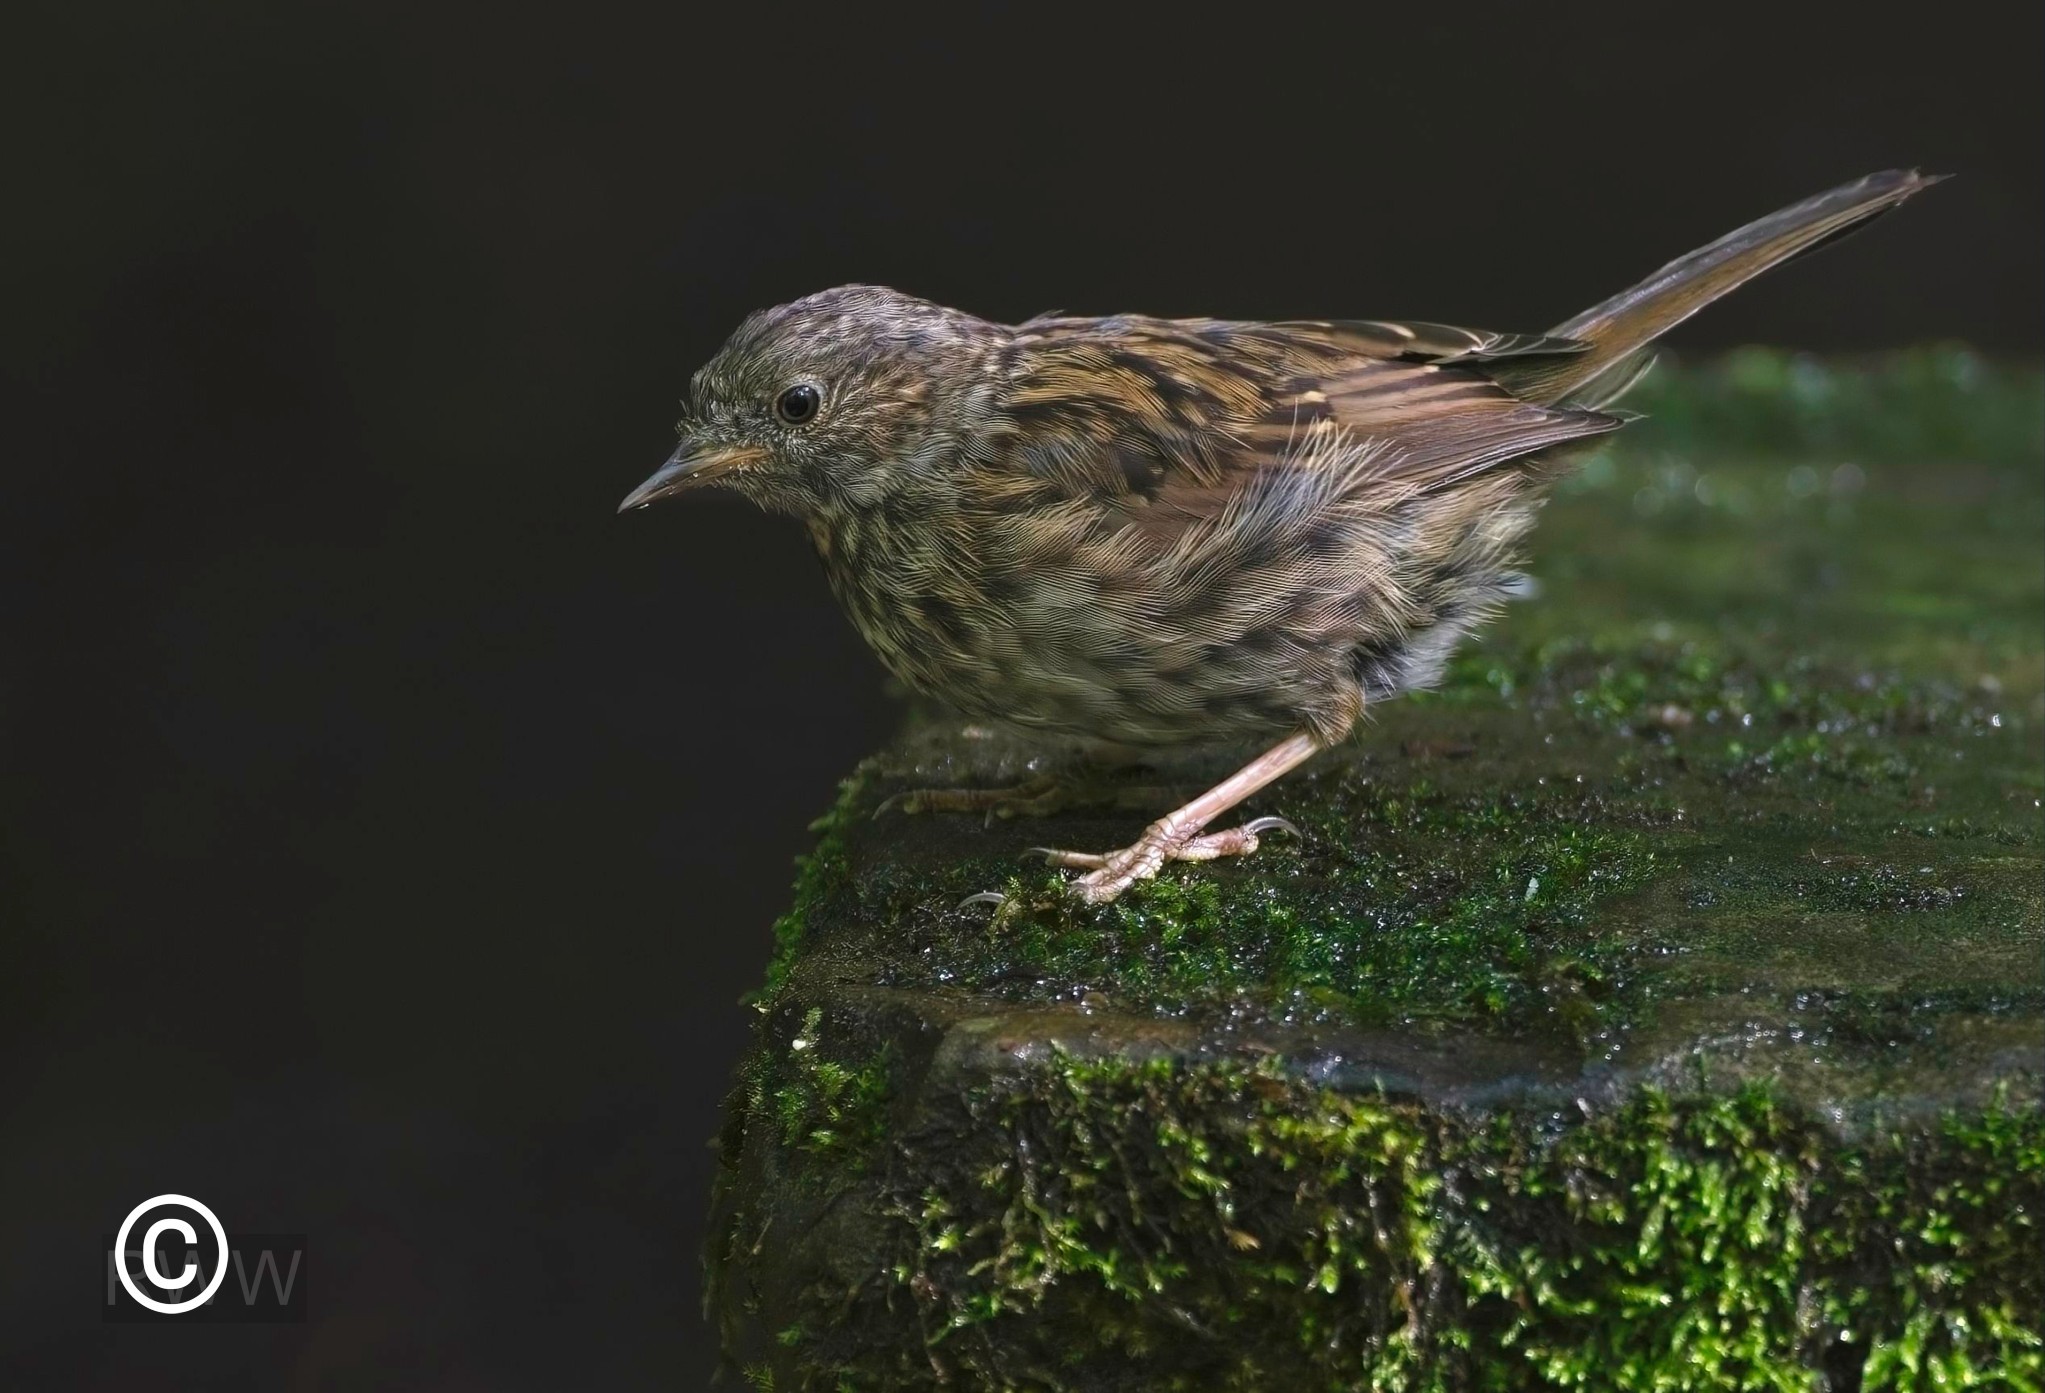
[707,351,2044,1391]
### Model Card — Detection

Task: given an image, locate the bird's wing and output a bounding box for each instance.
[1264,318,1592,365]
[992,317,1622,511]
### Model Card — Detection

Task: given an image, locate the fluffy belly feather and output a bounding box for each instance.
[811,471,1542,749]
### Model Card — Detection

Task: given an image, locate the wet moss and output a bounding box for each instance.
[974,797,1657,1034]
[756,1006,893,1168]
[731,1053,2042,1391]
[712,350,2045,1386]
[747,626,2038,1052]
[758,777,866,1002]
[1618,345,2043,466]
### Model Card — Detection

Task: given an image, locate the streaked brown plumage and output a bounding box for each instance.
[622,171,1939,903]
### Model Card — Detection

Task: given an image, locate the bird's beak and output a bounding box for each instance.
[617,439,767,513]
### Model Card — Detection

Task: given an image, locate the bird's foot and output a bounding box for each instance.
[876,775,1168,822]
[1031,815,1299,905]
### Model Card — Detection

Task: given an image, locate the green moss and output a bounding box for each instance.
[749,1053,2042,1391]
[1620,346,2044,466]
[757,774,868,1002]
[766,637,2036,1051]
[756,1006,893,1167]
[724,1022,893,1207]
[1504,353,2045,709]
[967,799,1655,1035]
[740,349,2042,1040]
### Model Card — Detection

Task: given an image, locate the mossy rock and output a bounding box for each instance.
[708,350,2045,1391]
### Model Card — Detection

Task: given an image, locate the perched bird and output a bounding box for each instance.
[622,171,1938,904]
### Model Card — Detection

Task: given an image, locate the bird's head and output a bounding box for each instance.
[618,285,1000,520]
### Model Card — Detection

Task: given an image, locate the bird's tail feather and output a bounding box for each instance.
[1498,169,1943,406]
[1561,347,1659,413]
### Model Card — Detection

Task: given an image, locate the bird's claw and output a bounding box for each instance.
[1032,812,1302,904]
[873,788,938,820]
[1239,815,1301,840]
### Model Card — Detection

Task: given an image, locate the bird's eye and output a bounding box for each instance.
[774,383,821,425]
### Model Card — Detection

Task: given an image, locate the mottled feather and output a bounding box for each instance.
[629,170,1940,757]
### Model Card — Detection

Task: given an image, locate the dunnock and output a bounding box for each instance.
[622,170,1938,903]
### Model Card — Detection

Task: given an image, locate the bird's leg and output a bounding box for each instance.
[1034,732,1324,904]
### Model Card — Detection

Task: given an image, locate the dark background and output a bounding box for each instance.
[3,2,2038,1387]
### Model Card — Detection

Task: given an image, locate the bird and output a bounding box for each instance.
[621,170,1939,905]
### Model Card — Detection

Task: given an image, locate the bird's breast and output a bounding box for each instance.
[806,507,985,697]
[802,494,1332,745]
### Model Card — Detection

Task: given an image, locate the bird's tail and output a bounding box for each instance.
[1497,169,1943,408]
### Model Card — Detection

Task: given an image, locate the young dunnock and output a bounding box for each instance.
[622,170,1938,903]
